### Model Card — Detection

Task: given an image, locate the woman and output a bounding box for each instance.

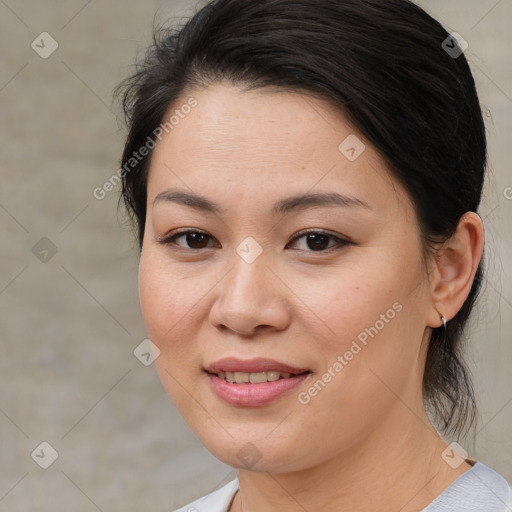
[115,0,512,510]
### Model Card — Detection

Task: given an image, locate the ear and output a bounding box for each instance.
[426,212,485,328]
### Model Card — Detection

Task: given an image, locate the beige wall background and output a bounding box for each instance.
[1,0,511,510]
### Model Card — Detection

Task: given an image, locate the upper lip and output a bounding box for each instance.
[205,357,310,375]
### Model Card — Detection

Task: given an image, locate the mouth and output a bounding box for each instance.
[204,357,311,382]
[204,357,311,406]
[207,370,310,384]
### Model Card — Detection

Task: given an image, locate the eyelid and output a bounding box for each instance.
[287,229,353,252]
[156,228,353,253]
[290,228,353,245]
[156,229,218,248]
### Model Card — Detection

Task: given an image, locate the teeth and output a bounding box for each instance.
[234,372,250,383]
[249,372,267,383]
[217,371,299,383]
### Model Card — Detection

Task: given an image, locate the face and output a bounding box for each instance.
[139,83,433,472]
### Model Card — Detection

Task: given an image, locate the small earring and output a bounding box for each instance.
[441,315,447,329]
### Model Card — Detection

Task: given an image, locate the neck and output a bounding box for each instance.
[230,408,471,512]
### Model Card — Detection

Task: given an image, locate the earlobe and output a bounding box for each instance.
[427,212,485,328]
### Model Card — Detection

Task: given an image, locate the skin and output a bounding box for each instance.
[138,83,485,511]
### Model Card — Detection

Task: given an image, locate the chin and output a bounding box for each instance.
[194,431,310,474]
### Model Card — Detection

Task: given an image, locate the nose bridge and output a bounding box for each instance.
[210,238,289,334]
[226,237,270,305]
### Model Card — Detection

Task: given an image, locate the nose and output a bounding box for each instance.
[209,249,291,337]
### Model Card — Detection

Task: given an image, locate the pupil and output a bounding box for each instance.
[307,234,329,251]
[188,233,208,249]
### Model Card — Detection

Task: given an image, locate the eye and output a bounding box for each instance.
[287,229,352,252]
[157,229,352,253]
[157,230,217,250]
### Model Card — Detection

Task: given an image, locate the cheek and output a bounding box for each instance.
[299,257,424,404]
[138,250,201,361]
[139,247,196,329]
[138,250,207,414]
[295,263,399,352]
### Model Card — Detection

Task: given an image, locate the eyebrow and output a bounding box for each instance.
[153,189,371,216]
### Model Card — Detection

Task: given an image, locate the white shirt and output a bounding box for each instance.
[173,462,512,512]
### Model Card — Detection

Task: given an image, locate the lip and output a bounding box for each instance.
[204,357,309,375]
[206,372,310,407]
[204,357,311,407]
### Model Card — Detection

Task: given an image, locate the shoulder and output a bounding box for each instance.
[422,462,512,512]
[172,478,239,512]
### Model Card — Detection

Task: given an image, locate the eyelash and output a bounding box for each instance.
[156,229,353,253]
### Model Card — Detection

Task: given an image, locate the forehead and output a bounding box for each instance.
[147,83,411,215]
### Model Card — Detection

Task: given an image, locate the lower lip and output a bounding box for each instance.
[206,372,310,407]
